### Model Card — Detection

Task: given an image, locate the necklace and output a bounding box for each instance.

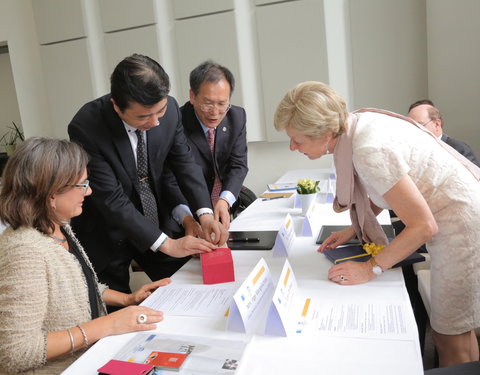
[50,233,67,243]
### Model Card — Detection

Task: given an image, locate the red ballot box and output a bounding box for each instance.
[200,247,235,285]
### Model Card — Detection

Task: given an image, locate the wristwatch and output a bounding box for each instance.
[370,257,384,276]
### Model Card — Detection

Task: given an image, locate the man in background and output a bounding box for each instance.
[408,99,480,166]
[68,54,227,296]
[168,61,248,234]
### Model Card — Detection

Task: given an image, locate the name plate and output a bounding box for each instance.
[265,259,312,337]
[301,202,321,237]
[227,258,274,333]
[272,213,296,257]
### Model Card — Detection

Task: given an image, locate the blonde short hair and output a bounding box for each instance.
[274,81,348,138]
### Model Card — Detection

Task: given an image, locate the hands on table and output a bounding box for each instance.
[317,226,376,285]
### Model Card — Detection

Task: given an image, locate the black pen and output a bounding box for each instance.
[261,196,284,201]
[228,237,260,242]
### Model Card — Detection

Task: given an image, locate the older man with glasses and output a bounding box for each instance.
[165,60,248,234]
[408,99,480,167]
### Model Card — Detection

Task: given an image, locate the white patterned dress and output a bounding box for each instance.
[350,111,480,335]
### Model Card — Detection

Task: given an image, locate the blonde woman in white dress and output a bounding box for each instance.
[274,81,480,367]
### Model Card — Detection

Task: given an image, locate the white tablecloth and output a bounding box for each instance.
[63,172,423,375]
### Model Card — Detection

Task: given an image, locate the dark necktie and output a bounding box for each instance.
[135,130,159,226]
[207,128,222,206]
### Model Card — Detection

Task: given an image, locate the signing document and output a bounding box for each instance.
[141,283,237,317]
[266,260,417,341]
[296,296,415,340]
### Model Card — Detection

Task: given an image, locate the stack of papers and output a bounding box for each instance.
[267,183,297,191]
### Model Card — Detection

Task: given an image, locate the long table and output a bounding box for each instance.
[63,172,423,375]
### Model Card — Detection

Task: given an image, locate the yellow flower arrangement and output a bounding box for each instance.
[296,178,320,195]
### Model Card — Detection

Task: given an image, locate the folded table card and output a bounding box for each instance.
[300,202,322,237]
[272,214,296,257]
[265,259,312,337]
[227,258,274,333]
[200,247,235,285]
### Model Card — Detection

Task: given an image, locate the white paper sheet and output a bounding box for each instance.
[295,299,416,340]
[141,283,237,317]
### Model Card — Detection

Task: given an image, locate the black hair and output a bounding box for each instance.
[189,60,235,97]
[110,54,170,111]
[408,99,435,113]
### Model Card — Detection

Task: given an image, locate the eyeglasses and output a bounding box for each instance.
[420,119,434,127]
[199,103,231,114]
[69,180,90,194]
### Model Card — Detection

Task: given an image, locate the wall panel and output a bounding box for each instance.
[99,0,155,32]
[349,0,428,113]
[40,39,94,138]
[256,0,329,142]
[104,26,160,74]
[32,0,85,44]
[174,12,242,105]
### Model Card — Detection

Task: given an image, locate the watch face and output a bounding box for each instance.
[372,265,383,276]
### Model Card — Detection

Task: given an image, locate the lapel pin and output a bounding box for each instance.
[222,127,227,132]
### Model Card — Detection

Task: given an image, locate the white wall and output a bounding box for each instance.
[244,141,333,195]
[0,0,51,138]
[1,0,479,193]
[426,0,480,158]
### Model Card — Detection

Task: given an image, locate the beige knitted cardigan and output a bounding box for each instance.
[0,225,107,374]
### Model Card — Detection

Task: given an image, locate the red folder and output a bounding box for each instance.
[97,359,154,375]
[200,247,235,284]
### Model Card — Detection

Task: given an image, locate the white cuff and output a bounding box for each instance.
[151,233,168,251]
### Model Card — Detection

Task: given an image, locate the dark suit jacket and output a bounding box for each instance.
[166,102,248,207]
[442,133,480,167]
[68,94,212,272]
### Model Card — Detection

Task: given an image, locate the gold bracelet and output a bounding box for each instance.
[77,325,89,347]
[67,328,75,354]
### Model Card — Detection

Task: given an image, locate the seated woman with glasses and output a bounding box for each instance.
[0,137,171,374]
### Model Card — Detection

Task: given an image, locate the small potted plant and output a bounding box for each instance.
[297,178,320,215]
[1,121,24,156]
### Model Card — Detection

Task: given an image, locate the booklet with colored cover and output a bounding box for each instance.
[109,332,247,374]
[323,244,425,268]
[144,351,188,372]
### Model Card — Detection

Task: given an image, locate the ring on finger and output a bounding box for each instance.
[136,313,147,324]
[339,275,345,282]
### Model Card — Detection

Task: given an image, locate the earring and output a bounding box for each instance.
[325,139,330,155]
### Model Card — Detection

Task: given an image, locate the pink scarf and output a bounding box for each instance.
[333,108,480,245]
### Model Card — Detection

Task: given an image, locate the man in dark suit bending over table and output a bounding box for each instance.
[168,61,248,234]
[68,54,227,295]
